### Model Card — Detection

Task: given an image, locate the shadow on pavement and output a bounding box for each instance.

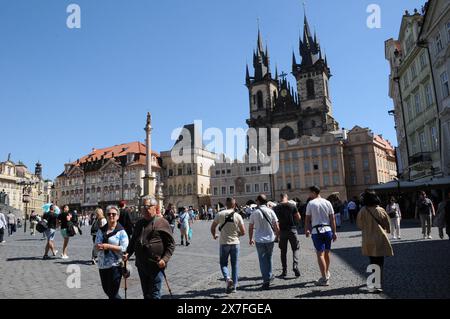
[332,239,450,298]
[55,260,95,266]
[295,285,368,298]
[6,256,43,261]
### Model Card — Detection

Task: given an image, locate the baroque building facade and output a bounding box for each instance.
[0,156,45,217]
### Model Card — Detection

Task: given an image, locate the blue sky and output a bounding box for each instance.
[0,0,425,180]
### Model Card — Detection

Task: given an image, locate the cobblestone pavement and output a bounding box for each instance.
[0,220,449,299]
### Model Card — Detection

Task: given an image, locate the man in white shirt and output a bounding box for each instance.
[211,198,246,294]
[305,186,337,287]
[249,194,280,290]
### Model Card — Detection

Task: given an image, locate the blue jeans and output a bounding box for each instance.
[220,244,240,287]
[138,267,164,299]
[255,242,274,283]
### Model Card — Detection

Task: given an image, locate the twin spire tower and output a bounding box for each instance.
[245,12,339,144]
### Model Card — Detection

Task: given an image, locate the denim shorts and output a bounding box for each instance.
[45,228,56,241]
[312,231,333,252]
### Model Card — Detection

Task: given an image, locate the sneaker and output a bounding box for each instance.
[398,236,401,240]
[231,288,237,293]
[53,250,58,256]
[186,242,190,247]
[91,259,96,265]
[392,237,397,240]
[180,241,184,246]
[423,235,427,239]
[269,274,275,283]
[262,282,270,290]
[293,268,301,277]
[427,235,432,239]
[314,277,329,287]
[279,270,287,278]
[226,278,233,294]
[61,255,69,259]
[0,241,5,244]
[43,255,50,260]
[326,271,331,280]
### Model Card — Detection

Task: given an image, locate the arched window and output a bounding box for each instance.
[178,185,182,195]
[256,91,264,109]
[306,79,315,99]
[187,184,192,195]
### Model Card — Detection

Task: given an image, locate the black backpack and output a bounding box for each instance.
[36,220,48,233]
[91,219,100,236]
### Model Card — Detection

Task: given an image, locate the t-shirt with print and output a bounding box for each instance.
[249,205,278,244]
[214,209,244,245]
[306,197,334,234]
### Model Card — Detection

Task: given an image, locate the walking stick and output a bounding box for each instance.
[123,259,128,299]
[161,269,173,299]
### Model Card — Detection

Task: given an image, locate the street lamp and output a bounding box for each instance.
[17,177,40,233]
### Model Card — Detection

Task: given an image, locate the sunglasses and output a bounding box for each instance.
[107,213,117,217]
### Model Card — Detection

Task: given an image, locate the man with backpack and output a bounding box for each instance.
[249,194,280,290]
[124,196,175,299]
[415,191,436,239]
[274,193,301,278]
[210,197,246,294]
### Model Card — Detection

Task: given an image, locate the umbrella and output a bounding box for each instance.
[42,203,60,215]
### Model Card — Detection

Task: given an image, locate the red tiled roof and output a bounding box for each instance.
[73,141,159,166]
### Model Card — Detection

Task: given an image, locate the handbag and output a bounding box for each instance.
[36,220,48,233]
[188,228,193,240]
[67,222,76,237]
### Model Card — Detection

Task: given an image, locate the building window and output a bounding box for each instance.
[313,163,319,171]
[436,32,444,54]
[284,163,291,174]
[351,175,357,185]
[169,186,173,196]
[430,126,438,151]
[323,175,330,186]
[425,83,433,107]
[420,51,427,69]
[303,149,309,157]
[312,148,318,157]
[213,187,218,196]
[245,184,251,194]
[187,184,192,195]
[263,183,269,192]
[363,158,369,170]
[419,131,427,152]
[226,169,231,174]
[257,91,264,109]
[414,92,421,115]
[254,184,260,193]
[410,62,417,79]
[187,165,192,175]
[229,186,234,195]
[441,72,449,98]
[215,170,220,176]
[406,100,413,121]
[322,159,329,170]
[333,174,340,185]
[286,182,292,191]
[350,159,356,170]
[221,187,226,195]
[447,22,450,42]
[306,79,315,99]
[364,175,371,185]
[177,168,182,176]
[332,159,338,170]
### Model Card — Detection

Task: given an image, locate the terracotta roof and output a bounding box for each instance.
[73,141,159,166]
[374,135,395,151]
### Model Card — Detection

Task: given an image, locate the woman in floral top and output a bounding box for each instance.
[95,205,129,299]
